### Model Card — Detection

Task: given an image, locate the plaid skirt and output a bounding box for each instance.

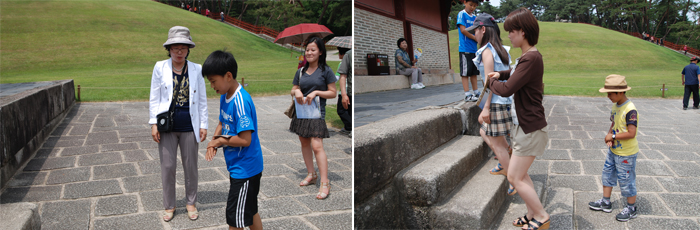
[481,103,513,137]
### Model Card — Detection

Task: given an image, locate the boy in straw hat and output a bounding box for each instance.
[588,74,640,222]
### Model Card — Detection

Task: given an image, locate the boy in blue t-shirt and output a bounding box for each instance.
[457,0,480,102]
[202,50,263,230]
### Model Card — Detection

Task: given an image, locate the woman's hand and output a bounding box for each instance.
[305,91,317,105]
[151,125,160,143]
[487,72,500,85]
[294,89,305,104]
[479,107,491,124]
[200,129,207,142]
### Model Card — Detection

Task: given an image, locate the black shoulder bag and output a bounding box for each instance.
[156,63,185,132]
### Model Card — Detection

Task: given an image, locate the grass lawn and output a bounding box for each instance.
[449,22,689,98]
[0,0,344,128]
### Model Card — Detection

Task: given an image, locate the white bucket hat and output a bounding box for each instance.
[163,26,195,48]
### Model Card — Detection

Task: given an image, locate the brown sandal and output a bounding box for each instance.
[299,172,317,186]
[513,214,529,227]
[523,217,549,230]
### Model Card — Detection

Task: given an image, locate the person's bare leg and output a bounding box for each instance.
[299,136,316,185]
[508,155,549,222]
[311,137,329,198]
[462,77,470,92]
[470,75,479,92]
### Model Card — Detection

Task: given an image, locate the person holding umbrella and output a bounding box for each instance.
[290,36,337,200]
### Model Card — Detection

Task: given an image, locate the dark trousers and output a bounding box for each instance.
[683,84,699,108]
[337,95,352,131]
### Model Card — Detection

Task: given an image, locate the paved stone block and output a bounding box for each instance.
[637,135,662,143]
[34,148,60,158]
[556,125,583,131]
[138,160,161,175]
[328,170,352,190]
[262,154,300,165]
[139,141,158,150]
[666,161,700,177]
[260,164,296,176]
[61,145,99,156]
[93,212,164,230]
[544,187,574,230]
[262,217,314,230]
[85,131,119,145]
[581,139,607,150]
[0,186,61,203]
[69,125,90,135]
[570,130,592,139]
[262,141,301,154]
[640,150,667,160]
[571,149,605,160]
[46,167,90,185]
[305,212,352,230]
[657,177,700,193]
[549,139,583,149]
[656,135,686,144]
[94,163,138,180]
[659,193,700,217]
[123,174,162,192]
[64,180,122,199]
[550,161,581,174]
[7,172,47,187]
[96,195,139,216]
[139,188,187,211]
[662,150,700,162]
[41,199,91,230]
[582,160,603,175]
[42,139,84,148]
[574,192,626,229]
[636,160,674,176]
[260,176,306,197]
[197,156,226,169]
[259,197,310,219]
[176,168,224,185]
[101,142,139,152]
[295,190,351,212]
[540,149,570,160]
[528,160,549,175]
[123,149,150,162]
[547,129,571,139]
[334,158,352,168]
[78,152,122,166]
[646,143,700,152]
[23,156,75,171]
[548,175,598,191]
[629,217,700,229]
[612,193,673,216]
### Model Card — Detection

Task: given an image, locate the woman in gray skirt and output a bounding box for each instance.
[149,26,208,221]
[290,36,337,200]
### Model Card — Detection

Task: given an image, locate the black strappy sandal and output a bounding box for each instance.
[513,214,529,227]
[523,217,550,230]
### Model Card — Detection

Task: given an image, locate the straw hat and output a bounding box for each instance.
[163,26,195,48]
[599,74,632,93]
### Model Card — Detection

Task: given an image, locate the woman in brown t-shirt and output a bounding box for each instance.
[488,8,551,230]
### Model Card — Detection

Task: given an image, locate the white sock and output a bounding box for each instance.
[465,91,471,96]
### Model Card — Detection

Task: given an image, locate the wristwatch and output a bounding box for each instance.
[612,134,616,140]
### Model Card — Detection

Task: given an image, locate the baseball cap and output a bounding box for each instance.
[466,13,498,33]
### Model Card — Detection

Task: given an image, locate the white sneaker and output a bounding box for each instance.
[411,84,421,89]
[418,83,425,88]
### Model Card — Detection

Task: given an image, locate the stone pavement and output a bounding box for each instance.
[0,95,352,230]
[355,81,483,128]
[357,84,700,229]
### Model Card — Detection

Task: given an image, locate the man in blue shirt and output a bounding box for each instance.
[682,57,700,110]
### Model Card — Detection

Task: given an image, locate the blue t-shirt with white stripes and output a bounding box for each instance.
[219,86,263,179]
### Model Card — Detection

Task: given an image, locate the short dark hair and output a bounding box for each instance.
[164,44,190,59]
[338,47,350,55]
[461,0,480,5]
[504,7,539,46]
[202,50,238,79]
[397,38,406,49]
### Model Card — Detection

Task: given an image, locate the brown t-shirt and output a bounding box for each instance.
[490,50,547,134]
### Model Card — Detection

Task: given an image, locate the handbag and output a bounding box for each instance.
[285,67,304,119]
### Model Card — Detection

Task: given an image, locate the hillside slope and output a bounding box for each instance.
[1,0,333,101]
[449,22,689,97]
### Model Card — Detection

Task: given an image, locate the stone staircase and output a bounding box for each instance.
[355,102,575,229]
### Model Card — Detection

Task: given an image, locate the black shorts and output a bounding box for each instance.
[460,52,480,77]
[226,172,262,228]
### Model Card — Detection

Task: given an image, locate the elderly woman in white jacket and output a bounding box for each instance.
[149,26,208,222]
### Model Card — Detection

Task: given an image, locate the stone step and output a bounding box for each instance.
[493,176,552,230]
[428,160,509,229]
[396,135,488,207]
